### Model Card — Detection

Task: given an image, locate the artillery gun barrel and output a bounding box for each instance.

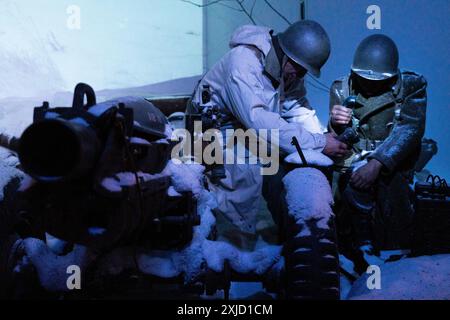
[15,119,101,182]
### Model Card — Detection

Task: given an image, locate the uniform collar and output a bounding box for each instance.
[264,35,284,88]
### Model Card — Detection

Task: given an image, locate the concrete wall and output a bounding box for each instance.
[304,0,450,179]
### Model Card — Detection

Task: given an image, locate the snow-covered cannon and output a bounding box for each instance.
[0,83,343,300]
[0,83,199,251]
[0,85,285,300]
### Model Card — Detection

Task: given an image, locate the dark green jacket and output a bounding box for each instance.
[329,70,427,173]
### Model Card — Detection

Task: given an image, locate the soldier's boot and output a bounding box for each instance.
[337,228,369,276]
[336,203,371,275]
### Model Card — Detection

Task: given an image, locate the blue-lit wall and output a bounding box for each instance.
[203,0,300,70]
[305,0,450,179]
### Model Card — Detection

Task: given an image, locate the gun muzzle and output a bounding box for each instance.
[18,119,101,182]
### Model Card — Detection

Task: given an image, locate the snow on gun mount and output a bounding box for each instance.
[4,132,450,299]
[19,159,282,292]
[283,167,334,233]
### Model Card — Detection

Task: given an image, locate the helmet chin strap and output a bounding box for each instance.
[271,34,285,67]
[281,55,291,84]
[281,55,289,69]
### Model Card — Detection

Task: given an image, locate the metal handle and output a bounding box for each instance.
[72,83,97,110]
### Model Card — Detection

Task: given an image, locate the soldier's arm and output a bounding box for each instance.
[224,51,326,154]
[328,80,346,135]
[282,78,324,134]
[369,74,427,173]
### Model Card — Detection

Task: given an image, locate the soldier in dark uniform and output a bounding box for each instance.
[328,34,427,273]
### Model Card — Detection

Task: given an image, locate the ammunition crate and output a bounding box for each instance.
[412,176,450,256]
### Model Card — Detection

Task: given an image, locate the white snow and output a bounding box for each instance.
[100,177,122,193]
[138,253,180,279]
[0,152,23,200]
[129,192,281,281]
[282,167,334,231]
[21,159,282,291]
[164,122,174,139]
[284,150,334,167]
[10,157,450,299]
[162,160,206,198]
[0,1,202,99]
[23,238,95,292]
[129,161,282,280]
[0,1,65,100]
[203,240,281,275]
[347,254,450,300]
[92,162,214,281]
[99,163,198,194]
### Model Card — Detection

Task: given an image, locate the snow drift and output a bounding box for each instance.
[347,254,450,300]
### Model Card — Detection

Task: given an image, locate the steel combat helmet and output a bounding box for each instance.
[278,20,331,77]
[351,34,399,80]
